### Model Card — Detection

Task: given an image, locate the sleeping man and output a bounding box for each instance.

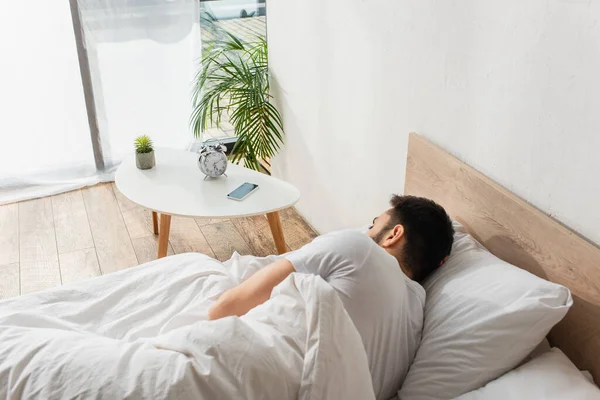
[209,194,454,400]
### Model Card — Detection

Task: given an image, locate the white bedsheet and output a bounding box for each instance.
[0,253,375,400]
[453,348,600,400]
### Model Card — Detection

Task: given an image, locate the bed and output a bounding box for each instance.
[1,133,599,399]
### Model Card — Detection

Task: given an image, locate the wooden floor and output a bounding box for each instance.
[0,183,318,300]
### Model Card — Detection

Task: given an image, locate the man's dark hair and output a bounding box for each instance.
[387,195,454,282]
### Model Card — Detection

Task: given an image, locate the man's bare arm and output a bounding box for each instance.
[208,258,295,320]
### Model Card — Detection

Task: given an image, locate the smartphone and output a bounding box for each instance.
[227,182,259,201]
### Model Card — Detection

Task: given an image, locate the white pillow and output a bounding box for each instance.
[453,348,600,400]
[399,223,573,400]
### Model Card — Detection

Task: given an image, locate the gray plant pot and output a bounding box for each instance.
[136,151,155,170]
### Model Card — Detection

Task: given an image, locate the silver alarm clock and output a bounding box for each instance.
[198,143,228,179]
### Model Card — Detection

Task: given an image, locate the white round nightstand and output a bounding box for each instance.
[115,148,300,258]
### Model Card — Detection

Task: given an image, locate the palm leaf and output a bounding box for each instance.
[190,32,282,171]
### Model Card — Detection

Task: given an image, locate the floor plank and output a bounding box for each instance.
[200,221,251,261]
[114,183,161,242]
[0,203,19,265]
[82,183,138,274]
[121,208,156,239]
[19,197,54,233]
[280,207,319,250]
[170,217,215,257]
[20,261,61,295]
[58,248,101,285]
[112,183,144,214]
[19,198,61,293]
[231,215,287,256]
[195,217,229,226]
[131,236,175,264]
[52,190,94,254]
[0,263,19,299]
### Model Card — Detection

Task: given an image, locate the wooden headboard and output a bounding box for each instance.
[404,132,600,384]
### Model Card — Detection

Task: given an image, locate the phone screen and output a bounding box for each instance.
[227,182,259,200]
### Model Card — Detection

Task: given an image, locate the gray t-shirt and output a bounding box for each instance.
[285,230,425,400]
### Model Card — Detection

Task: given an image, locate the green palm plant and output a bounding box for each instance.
[190,31,283,171]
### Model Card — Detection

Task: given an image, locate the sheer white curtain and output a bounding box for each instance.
[0,0,201,205]
[80,0,201,168]
[0,1,99,204]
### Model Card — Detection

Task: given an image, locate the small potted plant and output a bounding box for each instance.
[134,135,155,170]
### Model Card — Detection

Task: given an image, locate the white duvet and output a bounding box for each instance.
[0,253,374,400]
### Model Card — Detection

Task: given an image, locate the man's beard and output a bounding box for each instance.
[371,226,391,245]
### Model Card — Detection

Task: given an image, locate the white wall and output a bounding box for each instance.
[267,0,600,245]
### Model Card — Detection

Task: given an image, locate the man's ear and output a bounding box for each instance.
[382,224,404,248]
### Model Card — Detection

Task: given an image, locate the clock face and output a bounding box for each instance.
[200,151,228,177]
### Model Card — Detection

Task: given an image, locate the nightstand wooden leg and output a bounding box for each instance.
[152,211,159,235]
[157,214,171,258]
[266,211,287,255]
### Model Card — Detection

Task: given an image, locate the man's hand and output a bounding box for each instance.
[208,258,295,320]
